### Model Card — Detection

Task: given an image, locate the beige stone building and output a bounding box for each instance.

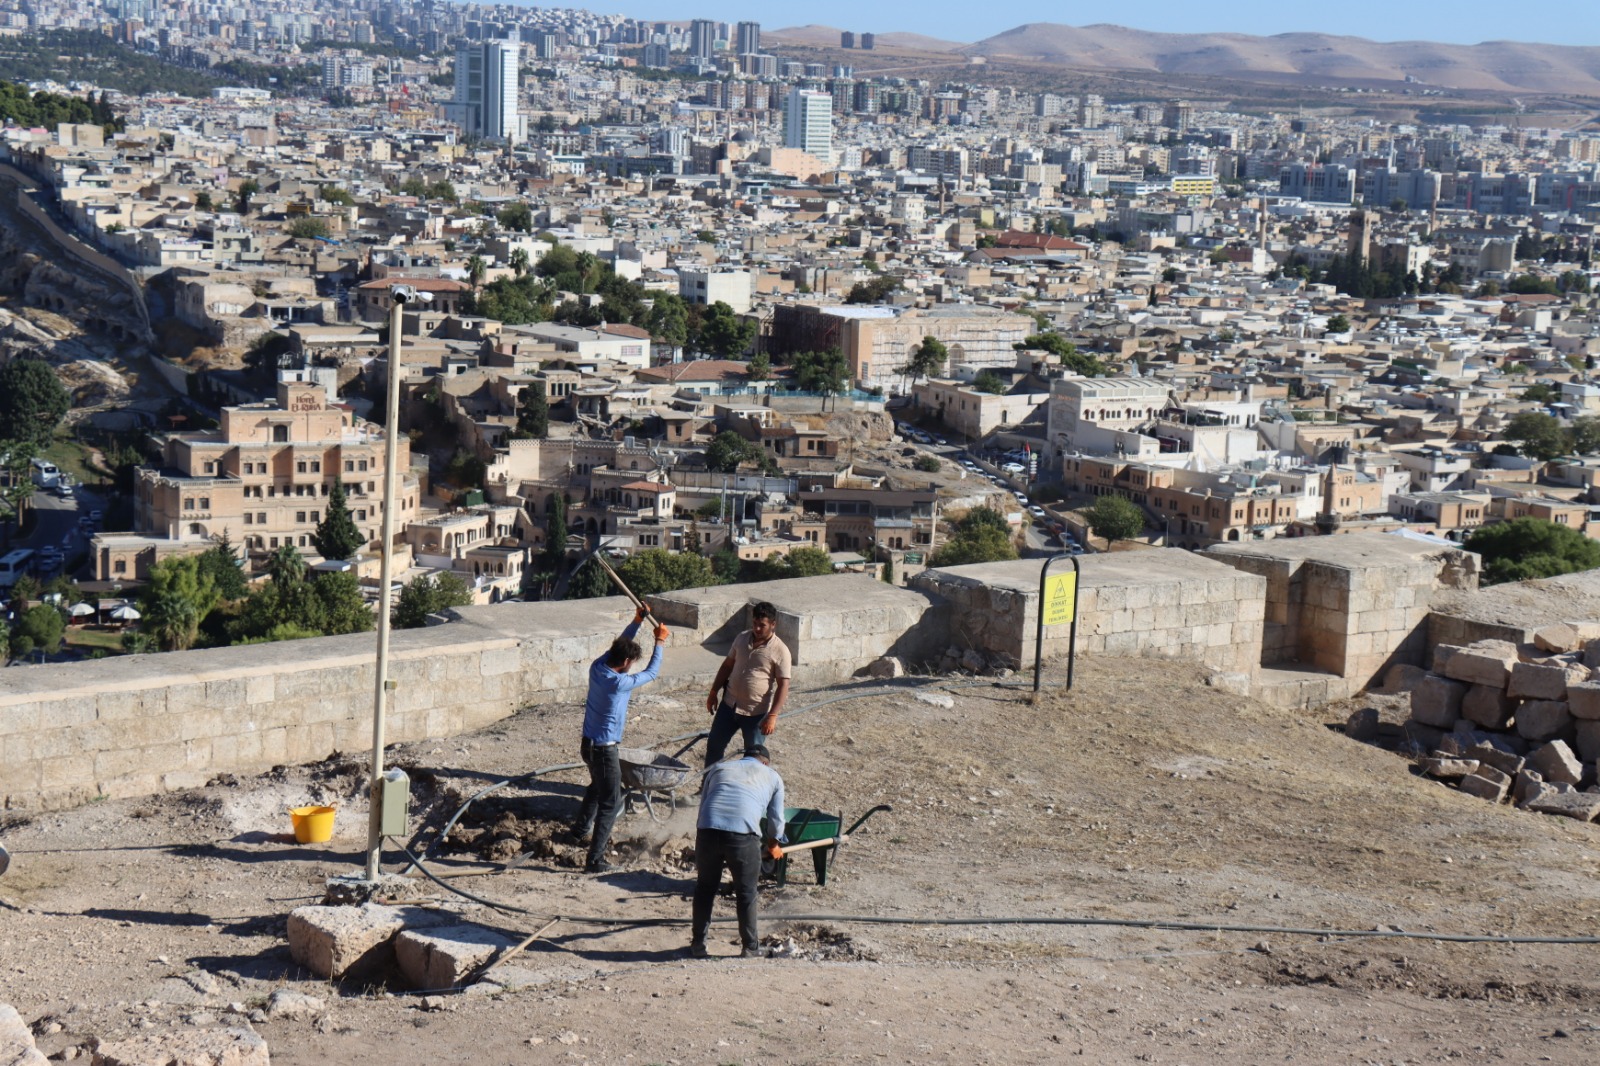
[95,380,419,579]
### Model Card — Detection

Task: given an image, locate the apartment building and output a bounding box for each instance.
[95,380,419,578]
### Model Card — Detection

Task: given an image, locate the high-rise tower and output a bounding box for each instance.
[784,88,833,163]
[447,38,524,142]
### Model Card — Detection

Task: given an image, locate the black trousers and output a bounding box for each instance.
[692,827,761,949]
[703,701,764,767]
[574,738,621,868]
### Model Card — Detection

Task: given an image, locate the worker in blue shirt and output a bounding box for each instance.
[688,743,786,958]
[573,607,668,874]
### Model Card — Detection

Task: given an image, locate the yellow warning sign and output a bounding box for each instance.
[1042,571,1077,626]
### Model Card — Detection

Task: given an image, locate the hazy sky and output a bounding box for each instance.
[610,2,1598,47]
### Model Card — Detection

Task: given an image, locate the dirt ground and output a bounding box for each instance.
[5,656,1600,1064]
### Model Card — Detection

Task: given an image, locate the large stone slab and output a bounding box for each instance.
[1508,660,1586,701]
[1410,675,1466,728]
[1441,640,1519,688]
[1458,765,1510,803]
[1516,700,1573,742]
[1522,792,1600,821]
[287,903,452,981]
[1527,740,1584,786]
[1460,684,1516,730]
[1567,680,1600,720]
[394,923,519,990]
[90,1028,268,1066]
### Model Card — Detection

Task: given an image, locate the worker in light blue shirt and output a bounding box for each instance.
[572,607,668,874]
[689,744,785,958]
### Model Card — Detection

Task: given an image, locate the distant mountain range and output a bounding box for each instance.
[768,22,1600,95]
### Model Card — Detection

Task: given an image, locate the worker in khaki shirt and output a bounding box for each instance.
[703,601,792,766]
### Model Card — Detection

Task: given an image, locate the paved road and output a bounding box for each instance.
[16,485,106,580]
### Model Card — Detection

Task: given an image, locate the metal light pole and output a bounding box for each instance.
[365,286,416,882]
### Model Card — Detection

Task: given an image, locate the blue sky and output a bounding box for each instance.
[609,2,1598,48]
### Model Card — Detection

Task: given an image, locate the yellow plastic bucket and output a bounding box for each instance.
[289,805,336,844]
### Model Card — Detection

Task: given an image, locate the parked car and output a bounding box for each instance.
[1029,506,1046,518]
[1014,493,1029,505]
[1002,462,1025,474]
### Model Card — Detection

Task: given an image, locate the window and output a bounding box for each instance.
[199,497,210,510]
[189,523,202,535]
[311,461,321,473]
[311,512,319,523]
[296,511,306,523]
[244,513,254,525]
[299,535,308,547]
[257,512,266,523]
[357,509,366,521]
[345,460,354,472]
[114,559,127,574]
[296,461,307,473]
[183,498,194,510]
[273,426,288,442]
[204,461,216,474]
[270,537,279,547]
[358,459,369,471]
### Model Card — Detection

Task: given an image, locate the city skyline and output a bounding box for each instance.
[605,2,1598,49]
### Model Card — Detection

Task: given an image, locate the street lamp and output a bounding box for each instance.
[365,284,430,883]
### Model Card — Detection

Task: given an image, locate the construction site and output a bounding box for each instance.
[4,535,1600,1063]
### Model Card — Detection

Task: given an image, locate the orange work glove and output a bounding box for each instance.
[654,622,670,643]
[634,605,647,624]
[766,841,784,861]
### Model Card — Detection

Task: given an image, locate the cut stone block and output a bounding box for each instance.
[1432,644,1463,675]
[1441,640,1519,688]
[1418,757,1478,779]
[1533,623,1600,655]
[1522,791,1600,821]
[1585,639,1600,670]
[1567,681,1600,720]
[1513,768,1547,807]
[1516,700,1573,742]
[1461,684,1517,730]
[1527,740,1584,786]
[287,903,452,981]
[1458,766,1510,803]
[1410,675,1466,729]
[394,923,518,990]
[90,1028,268,1066]
[1576,721,1600,763]
[1380,663,1428,694]
[866,656,905,679]
[1466,742,1525,777]
[1508,661,1586,701]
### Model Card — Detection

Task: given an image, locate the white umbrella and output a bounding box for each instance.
[69,602,96,617]
[109,604,141,621]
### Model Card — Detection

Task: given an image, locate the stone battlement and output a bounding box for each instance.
[1,533,1491,811]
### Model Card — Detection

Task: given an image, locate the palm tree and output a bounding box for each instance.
[509,248,530,277]
[466,254,487,291]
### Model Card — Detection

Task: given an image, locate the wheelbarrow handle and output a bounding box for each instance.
[777,836,844,857]
[844,804,893,836]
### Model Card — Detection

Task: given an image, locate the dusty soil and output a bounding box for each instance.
[4,656,1600,1064]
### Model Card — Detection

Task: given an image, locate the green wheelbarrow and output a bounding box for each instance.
[763,804,892,887]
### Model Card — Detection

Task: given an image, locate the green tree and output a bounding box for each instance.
[711,548,741,584]
[544,492,568,571]
[234,178,259,215]
[705,430,766,473]
[1325,313,1351,334]
[230,566,372,643]
[1506,274,1558,296]
[196,533,249,601]
[901,335,948,389]
[747,352,771,382]
[1521,383,1557,403]
[11,603,64,657]
[0,358,71,446]
[287,216,329,240]
[312,481,366,561]
[1503,411,1571,461]
[140,555,220,651]
[1084,494,1145,546]
[509,247,531,277]
[931,507,1018,567]
[393,572,473,628]
[793,348,851,410]
[645,293,690,350]
[319,185,354,205]
[566,558,613,599]
[0,441,38,539]
[8,572,40,610]
[515,382,550,439]
[845,275,901,304]
[466,254,487,291]
[694,301,756,358]
[1465,517,1600,585]
[497,202,534,232]
[914,455,942,473]
[242,331,293,391]
[194,190,214,211]
[1570,416,1600,456]
[614,548,716,596]
[1014,333,1105,377]
[755,545,836,581]
[973,371,1007,395]
[695,229,716,243]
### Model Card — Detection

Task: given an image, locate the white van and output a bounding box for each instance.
[0,549,34,587]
